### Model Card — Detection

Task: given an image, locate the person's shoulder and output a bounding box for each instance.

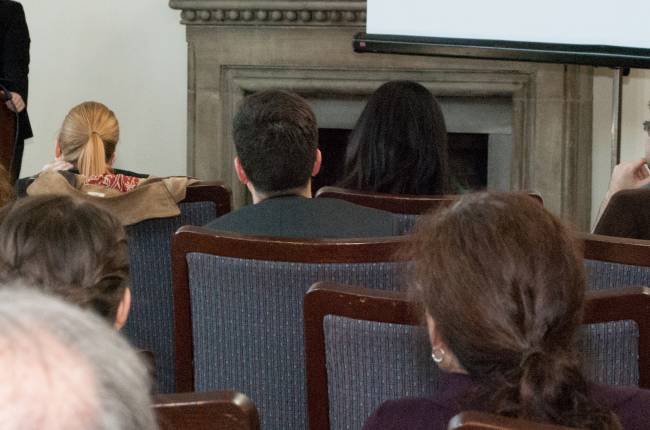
[590,384,650,430]
[363,397,446,430]
[0,0,24,17]
[313,197,394,217]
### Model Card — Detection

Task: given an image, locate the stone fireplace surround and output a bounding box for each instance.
[169,0,593,229]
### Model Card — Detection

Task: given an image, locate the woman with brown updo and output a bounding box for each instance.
[0,194,131,329]
[16,101,148,196]
[363,192,650,429]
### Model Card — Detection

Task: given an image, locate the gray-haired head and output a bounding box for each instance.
[0,286,157,430]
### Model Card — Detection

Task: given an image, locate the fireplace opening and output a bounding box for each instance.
[312,128,489,194]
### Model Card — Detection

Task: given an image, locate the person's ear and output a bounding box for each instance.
[55,140,62,159]
[234,157,249,185]
[425,313,443,350]
[114,288,131,331]
[312,149,322,177]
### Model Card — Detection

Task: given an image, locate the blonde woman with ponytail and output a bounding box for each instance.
[56,101,119,177]
[16,101,148,196]
[364,192,650,430]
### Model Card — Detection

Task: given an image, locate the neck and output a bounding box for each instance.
[249,182,312,204]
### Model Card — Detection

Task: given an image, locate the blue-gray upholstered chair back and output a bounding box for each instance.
[581,233,650,389]
[304,284,650,430]
[171,227,409,430]
[123,183,231,394]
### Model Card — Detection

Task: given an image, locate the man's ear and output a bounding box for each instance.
[234,157,249,185]
[114,288,131,331]
[312,149,322,177]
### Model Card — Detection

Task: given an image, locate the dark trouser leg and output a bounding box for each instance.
[10,138,24,184]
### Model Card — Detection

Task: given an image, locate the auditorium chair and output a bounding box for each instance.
[315,186,544,233]
[581,232,650,292]
[303,283,650,430]
[448,411,577,430]
[171,227,409,430]
[123,182,231,394]
[154,391,260,430]
[0,96,16,173]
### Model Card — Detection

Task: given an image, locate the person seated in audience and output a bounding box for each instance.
[594,158,650,238]
[337,80,452,195]
[364,192,650,430]
[16,101,148,197]
[0,287,157,430]
[0,195,131,329]
[204,90,399,238]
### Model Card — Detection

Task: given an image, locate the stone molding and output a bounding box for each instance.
[169,0,366,25]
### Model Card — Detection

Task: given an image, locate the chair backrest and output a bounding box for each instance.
[303,283,650,430]
[581,233,650,292]
[0,99,16,172]
[315,186,544,214]
[171,227,409,430]
[448,411,576,430]
[123,182,231,393]
[153,391,260,430]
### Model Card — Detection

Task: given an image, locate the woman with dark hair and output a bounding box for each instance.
[338,80,451,195]
[0,195,131,329]
[364,192,650,429]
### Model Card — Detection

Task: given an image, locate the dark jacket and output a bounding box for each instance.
[205,195,400,239]
[0,0,32,140]
[363,372,650,430]
[594,188,650,240]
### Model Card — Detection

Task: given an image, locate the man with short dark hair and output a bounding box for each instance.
[205,90,398,238]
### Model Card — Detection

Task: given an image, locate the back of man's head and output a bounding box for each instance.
[0,286,157,430]
[233,90,318,194]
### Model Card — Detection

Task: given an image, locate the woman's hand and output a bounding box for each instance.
[5,92,25,113]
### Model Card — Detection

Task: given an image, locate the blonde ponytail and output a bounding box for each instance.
[58,102,119,176]
[78,132,107,177]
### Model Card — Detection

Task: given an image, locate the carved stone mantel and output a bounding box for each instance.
[169,0,593,230]
[170,0,366,26]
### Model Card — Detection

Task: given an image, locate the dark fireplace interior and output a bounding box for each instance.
[313,128,489,194]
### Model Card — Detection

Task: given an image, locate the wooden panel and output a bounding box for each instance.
[0,99,16,172]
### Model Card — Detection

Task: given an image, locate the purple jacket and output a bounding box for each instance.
[363,372,650,429]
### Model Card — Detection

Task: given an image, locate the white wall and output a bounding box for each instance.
[592,69,650,227]
[18,0,187,177]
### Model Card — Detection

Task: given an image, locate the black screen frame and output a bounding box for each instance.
[354,33,650,69]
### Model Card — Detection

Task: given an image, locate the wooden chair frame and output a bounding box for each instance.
[448,411,576,430]
[179,181,232,216]
[153,390,260,430]
[303,283,650,430]
[580,232,650,266]
[315,186,543,214]
[0,99,16,173]
[171,226,408,392]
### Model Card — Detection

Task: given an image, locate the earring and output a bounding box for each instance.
[431,348,445,364]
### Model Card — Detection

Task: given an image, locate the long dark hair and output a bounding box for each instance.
[338,80,450,195]
[407,192,621,429]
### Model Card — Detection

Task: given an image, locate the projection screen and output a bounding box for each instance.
[356,0,650,68]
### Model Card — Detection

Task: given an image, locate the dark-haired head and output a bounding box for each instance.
[407,192,620,429]
[233,90,320,199]
[0,195,130,328]
[339,80,450,195]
